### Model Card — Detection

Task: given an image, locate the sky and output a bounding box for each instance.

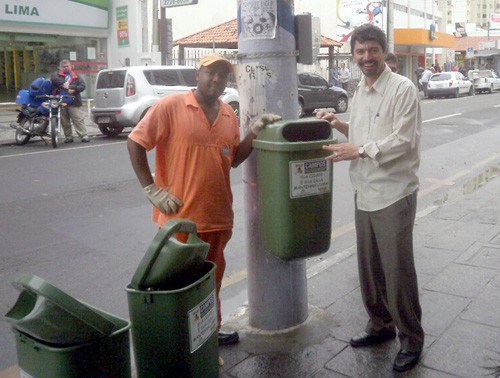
[165,0,337,41]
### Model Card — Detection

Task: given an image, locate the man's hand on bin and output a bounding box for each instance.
[143,183,183,214]
[251,114,282,135]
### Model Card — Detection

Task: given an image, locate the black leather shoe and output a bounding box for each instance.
[218,330,239,346]
[64,138,74,143]
[393,350,421,372]
[349,329,396,348]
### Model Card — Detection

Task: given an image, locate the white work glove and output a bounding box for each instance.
[251,114,282,135]
[143,183,183,214]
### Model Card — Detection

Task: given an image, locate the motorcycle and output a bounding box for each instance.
[11,92,73,149]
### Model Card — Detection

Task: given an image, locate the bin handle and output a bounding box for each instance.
[130,218,199,289]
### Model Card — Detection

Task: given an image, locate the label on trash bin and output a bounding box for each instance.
[289,158,332,198]
[188,289,217,353]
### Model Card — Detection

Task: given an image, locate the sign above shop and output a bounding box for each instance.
[0,0,109,29]
[161,0,198,7]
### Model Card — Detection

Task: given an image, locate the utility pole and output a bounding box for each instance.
[237,0,308,330]
[387,0,394,53]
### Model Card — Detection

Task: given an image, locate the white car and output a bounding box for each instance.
[92,65,239,137]
[427,71,473,99]
[468,69,500,94]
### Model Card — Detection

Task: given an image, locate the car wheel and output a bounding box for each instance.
[98,124,124,137]
[298,100,305,118]
[228,102,239,120]
[334,96,348,113]
[468,86,474,96]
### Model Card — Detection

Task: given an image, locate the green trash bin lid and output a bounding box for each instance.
[5,273,117,346]
[253,118,335,152]
[129,218,210,290]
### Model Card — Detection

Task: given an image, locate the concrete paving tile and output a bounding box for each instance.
[423,263,497,298]
[414,217,454,238]
[414,246,462,276]
[455,242,500,269]
[325,288,367,343]
[292,337,348,375]
[491,272,500,288]
[324,344,397,377]
[422,319,500,377]
[219,349,250,376]
[488,227,500,245]
[460,284,500,328]
[423,221,494,252]
[420,290,471,337]
[225,353,300,377]
[461,204,500,225]
[308,255,359,309]
[311,368,351,377]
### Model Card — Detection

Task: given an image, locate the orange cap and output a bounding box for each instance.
[199,54,233,73]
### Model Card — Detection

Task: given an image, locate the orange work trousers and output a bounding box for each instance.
[176,229,232,328]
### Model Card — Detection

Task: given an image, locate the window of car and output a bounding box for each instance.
[143,69,182,86]
[310,74,328,87]
[178,69,197,86]
[298,74,313,86]
[430,73,451,81]
[96,70,127,89]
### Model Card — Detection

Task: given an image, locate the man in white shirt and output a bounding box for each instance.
[338,62,351,91]
[317,23,423,373]
[419,67,434,97]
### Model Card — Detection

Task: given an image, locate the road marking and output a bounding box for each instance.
[494,104,500,107]
[0,141,126,159]
[422,113,461,123]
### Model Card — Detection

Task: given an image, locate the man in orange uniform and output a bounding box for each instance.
[127,54,280,347]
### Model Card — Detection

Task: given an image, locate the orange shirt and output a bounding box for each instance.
[129,89,240,231]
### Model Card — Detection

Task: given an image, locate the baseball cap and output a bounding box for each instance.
[199,54,233,73]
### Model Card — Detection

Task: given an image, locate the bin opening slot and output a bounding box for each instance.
[282,122,331,142]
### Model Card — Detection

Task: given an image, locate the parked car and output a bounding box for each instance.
[427,71,473,99]
[91,65,239,136]
[297,72,348,116]
[468,69,500,94]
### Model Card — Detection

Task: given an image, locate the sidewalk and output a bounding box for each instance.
[218,168,500,377]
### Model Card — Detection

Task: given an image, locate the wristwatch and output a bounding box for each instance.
[358,146,366,158]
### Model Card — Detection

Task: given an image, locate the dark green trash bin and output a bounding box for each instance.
[125,218,219,377]
[5,273,131,378]
[253,118,337,261]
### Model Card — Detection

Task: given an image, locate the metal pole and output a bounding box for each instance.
[237,0,308,331]
[160,5,167,65]
[387,0,394,53]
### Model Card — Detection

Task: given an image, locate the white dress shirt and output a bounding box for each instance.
[348,65,422,211]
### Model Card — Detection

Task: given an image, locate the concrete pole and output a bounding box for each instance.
[237,0,308,330]
[387,0,394,53]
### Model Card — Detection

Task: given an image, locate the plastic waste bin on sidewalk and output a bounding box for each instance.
[4,273,131,378]
[253,118,337,261]
[125,218,219,377]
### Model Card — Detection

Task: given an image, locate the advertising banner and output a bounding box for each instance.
[116,6,129,47]
[0,0,109,29]
[337,0,383,42]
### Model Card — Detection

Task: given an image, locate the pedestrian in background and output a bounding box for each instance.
[338,62,351,91]
[385,52,398,73]
[51,60,89,143]
[317,23,423,373]
[419,66,434,97]
[127,54,280,348]
[329,62,339,86]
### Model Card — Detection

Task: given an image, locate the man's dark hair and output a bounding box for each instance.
[385,52,397,63]
[350,24,387,53]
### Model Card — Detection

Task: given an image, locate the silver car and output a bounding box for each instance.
[468,69,500,94]
[91,65,239,136]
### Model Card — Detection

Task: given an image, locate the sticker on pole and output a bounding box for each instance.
[188,290,218,353]
[240,0,277,40]
[290,158,332,198]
